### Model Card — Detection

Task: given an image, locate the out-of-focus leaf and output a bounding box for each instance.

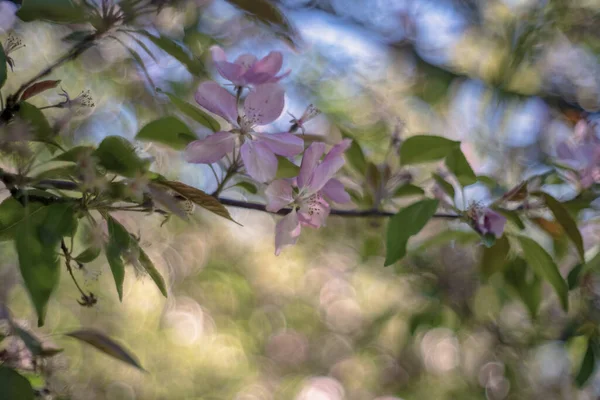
[225,0,300,49]
[234,182,258,194]
[341,132,367,174]
[0,367,35,400]
[136,30,204,75]
[275,156,299,179]
[105,216,130,301]
[412,229,479,253]
[65,329,145,371]
[535,191,585,262]
[477,175,498,188]
[0,45,6,89]
[501,181,528,202]
[385,199,439,266]
[136,246,167,297]
[12,325,42,356]
[33,165,77,180]
[51,146,94,163]
[20,80,61,101]
[365,162,381,194]
[504,257,542,318]
[568,263,584,290]
[17,102,53,141]
[135,116,197,150]
[75,246,101,264]
[14,204,60,326]
[94,136,148,178]
[38,203,77,245]
[517,235,569,311]
[62,30,94,42]
[445,147,476,186]
[393,184,425,198]
[576,339,595,387]
[531,217,563,239]
[400,135,460,165]
[481,235,510,278]
[153,180,238,224]
[156,89,220,132]
[496,209,525,230]
[0,198,31,241]
[432,173,455,200]
[16,0,86,23]
[361,235,382,260]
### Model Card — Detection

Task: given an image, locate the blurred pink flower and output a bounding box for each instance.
[185,81,303,182]
[556,120,600,188]
[210,46,291,87]
[473,208,506,238]
[265,140,352,255]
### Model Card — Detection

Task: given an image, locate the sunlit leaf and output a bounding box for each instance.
[225,0,300,49]
[135,116,197,150]
[94,136,148,178]
[385,199,439,266]
[393,184,425,198]
[400,135,460,165]
[535,191,585,262]
[157,89,220,132]
[136,30,204,75]
[65,329,145,371]
[234,182,258,194]
[153,180,238,224]
[75,246,101,264]
[0,367,34,400]
[445,147,476,186]
[51,146,94,163]
[33,165,77,180]
[481,235,510,278]
[576,339,596,387]
[516,235,569,311]
[20,80,61,101]
[16,0,87,23]
[275,156,300,179]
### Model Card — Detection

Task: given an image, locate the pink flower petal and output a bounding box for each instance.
[298,192,330,228]
[322,178,351,203]
[275,209,302,255]
[241,140,278,182]
[298,142,326,189]
[265,179,294,212]
[478,209,506,238]
[184,131,236,164]
[268,69,292,83]
[245,51,284,85]
[243,83,285,126]
[254,132,304,157]
[308,139,352,193]
[234,54,257,70]
[195,81,238,124]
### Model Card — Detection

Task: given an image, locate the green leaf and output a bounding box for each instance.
[411,229,479,253]
[0,198,28,241]
[576,339,596,387]
[135,116,197,150]
[516,235,569,311]
[568,263,584,290]
[234,182,258,194]
[0,367,34,400]
[157,89,220,132]
[94,136,147,178]
[74,246,101,264]
[33,165,78,180]
[477,175,498,188]
[384,199,439,266]
[393,184,425,198]
[51,145,94,163]
[275,156,300,179]
[445,147,476,186]
[17,102,53,141]
[0,44,6,90]
[105,216,130,301]
[38,203,77,245]
[341,132,367,174]
[153,180,238,224]
[496,209,525,230]
[400,135,460,165]
[16,0,86,23]
[534,191,585,262]
[137,246,168,298]
[481,235,510,278]
[65,329,145,371]
[504,257,542,318]
[14,204,60,326]
[136,31,204,75]
[432,173,455,200]
[225,0,300,49]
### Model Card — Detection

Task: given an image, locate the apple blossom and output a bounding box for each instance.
[210,46,290,87]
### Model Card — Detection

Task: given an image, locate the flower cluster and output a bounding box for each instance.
[184,46,352,254]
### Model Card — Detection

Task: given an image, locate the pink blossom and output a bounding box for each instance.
[185,81,303,182]
[473,208,506,238]
[556,120,600,188]
[210,46,291,87]
[265,140,352,255]
[0,1,16,35]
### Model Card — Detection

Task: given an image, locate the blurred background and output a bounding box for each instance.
[3,0,600,398]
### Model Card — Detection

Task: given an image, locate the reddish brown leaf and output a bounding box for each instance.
[20,80,61,101]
